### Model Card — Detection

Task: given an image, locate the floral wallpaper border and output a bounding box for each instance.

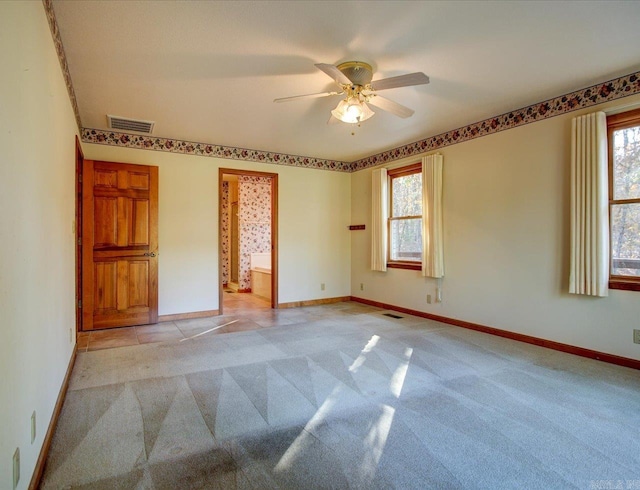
[42,0,82,131]
[80,70,640,173]
[81,128,352,172]
[351,71,640,171]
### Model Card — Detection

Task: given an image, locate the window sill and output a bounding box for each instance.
[387,262,422,271]
[609,280,640,292]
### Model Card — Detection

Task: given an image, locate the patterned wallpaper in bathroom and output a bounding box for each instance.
[221,181,229,285]
[238,176,271,290]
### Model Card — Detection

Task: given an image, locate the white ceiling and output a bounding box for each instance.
[53,1,640,162]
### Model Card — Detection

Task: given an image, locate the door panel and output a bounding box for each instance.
[94,261,117,311]
[83,160,158,330]
[94,168,117,188]
[130,199,150,245]
[94,197,117,247]
[129,172,150,189]
[116,197,129,246]
[128,261,149,307]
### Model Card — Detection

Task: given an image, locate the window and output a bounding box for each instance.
[387,163,422,270]
[607,108,640,291]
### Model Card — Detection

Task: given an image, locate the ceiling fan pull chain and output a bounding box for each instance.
[351,120,363,136]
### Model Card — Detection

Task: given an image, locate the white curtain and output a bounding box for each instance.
[569,111,609,296]
[422,154,444,278]
[371,168,388,271]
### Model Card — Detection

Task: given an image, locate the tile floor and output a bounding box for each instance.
[77,292,271,352]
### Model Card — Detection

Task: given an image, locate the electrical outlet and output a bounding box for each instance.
[426,294,432,304]
[634,329,640,344]
[360,283,364,291]
[31,411,36,444]
[13,447,20,489]
[320,283,325,291]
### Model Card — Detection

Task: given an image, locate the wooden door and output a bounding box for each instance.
[82,160,158,330]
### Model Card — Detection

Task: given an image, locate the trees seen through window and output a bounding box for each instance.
[388,163,422,269]
[608,108,640,288]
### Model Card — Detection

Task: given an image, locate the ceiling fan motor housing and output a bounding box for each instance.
[337,61,373,87]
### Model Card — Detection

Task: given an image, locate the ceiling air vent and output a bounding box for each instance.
[107,115,155,134]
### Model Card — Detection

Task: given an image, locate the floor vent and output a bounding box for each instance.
[383,313,403,319]
[107,115,155,134]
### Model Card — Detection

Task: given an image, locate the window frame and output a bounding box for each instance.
[387,162,423,271]
[607,107,640,291]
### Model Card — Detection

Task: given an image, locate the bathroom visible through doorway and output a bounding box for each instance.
[219,169,278,314]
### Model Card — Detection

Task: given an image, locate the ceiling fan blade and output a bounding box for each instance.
[370,72,430,91]
[366,95,415,118]
[274,91,342,103]
[315,63,352,85]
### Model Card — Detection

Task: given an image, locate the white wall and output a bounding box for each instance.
[0,3,78,488]
[351,94,640,361]
[81,144,352,313]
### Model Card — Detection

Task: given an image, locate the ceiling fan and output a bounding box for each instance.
[274,61,429,125]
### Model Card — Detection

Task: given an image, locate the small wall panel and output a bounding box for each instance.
[251,269,271,301]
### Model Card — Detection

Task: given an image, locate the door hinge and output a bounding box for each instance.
[77,237,81,246]
[77,300,82,309]
[78,174,82,183]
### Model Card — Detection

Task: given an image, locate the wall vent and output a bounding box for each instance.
[107,115,155,134]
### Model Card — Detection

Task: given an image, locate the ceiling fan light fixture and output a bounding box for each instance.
[276,61,427,126]
[346,101,363,119]
[331,98,374,124]
[359,101,375,122]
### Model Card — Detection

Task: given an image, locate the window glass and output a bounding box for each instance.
[388,165,422,266]
[612,126,640,200]
[390,218,422,262]
[608,108,640,285]
[391,173,422,217]
[611,203,640,277]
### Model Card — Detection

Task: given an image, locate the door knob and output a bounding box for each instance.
[144,252,156,257]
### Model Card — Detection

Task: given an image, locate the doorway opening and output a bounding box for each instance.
[218,169,278,315]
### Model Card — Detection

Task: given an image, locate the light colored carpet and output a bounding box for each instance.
[42,302,640,489]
